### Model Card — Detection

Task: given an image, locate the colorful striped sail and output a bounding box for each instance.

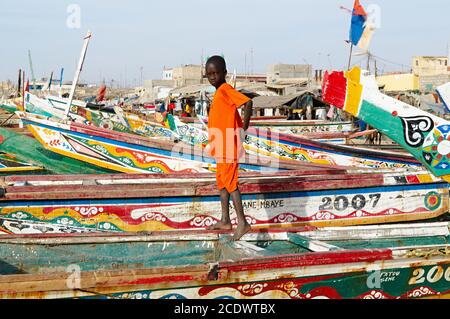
[349,0,375,50]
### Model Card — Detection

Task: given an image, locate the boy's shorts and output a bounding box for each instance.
[216,162,239,193]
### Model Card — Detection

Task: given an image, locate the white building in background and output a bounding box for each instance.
[162,68,173,80]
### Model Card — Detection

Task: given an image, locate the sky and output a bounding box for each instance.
[1,0,449,87]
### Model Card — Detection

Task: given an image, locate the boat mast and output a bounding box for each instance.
[64,30,92,119]
[28,50,36,93]
[59,68,64,98]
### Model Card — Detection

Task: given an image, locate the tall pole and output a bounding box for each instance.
[17,69,22,98]
[22,70,25,110]
[59,68,64,97]
[347,42,353,70]
[64,30,92,119]
[28,50,36,93]
[48,71,54,92]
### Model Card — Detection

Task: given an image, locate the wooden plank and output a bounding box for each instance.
[1,173,387,200]
[302,222,450,241]
[219,249,394,272]
[287,233,343,252]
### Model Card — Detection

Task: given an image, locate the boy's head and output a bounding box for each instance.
[205,55,227,89]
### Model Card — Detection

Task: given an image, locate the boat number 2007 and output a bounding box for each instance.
[318,194,381,211]
[408,266,450,285]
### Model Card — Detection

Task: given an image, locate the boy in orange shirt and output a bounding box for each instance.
[205,56,253,241]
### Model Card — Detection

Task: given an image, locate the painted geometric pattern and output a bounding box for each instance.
[0,184,446,234]
[30,123,211,174]
[88,263,450,299]
[244,133,413,169]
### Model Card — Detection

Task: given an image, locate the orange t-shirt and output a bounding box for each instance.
[208,83,250,162]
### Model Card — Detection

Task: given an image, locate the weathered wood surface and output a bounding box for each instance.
[0,169,447,234]
[0,222,448,299]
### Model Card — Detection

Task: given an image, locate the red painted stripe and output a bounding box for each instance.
[220,249,393,272]
[406,175,421,184]
[2,173,386,200]
[198,273,345,297]
[3,169,343,183]
[119,274,196,286]
[322,71,347,109]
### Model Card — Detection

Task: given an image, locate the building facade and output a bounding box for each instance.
[266,64,312,84]
[412,56,450,91]
[376,73,419,92]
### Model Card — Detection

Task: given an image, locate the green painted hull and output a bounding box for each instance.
[0,127,115,175]
[0,224,448,299]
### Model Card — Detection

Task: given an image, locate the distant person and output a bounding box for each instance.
[204,55,253,241]
[159,102,166,113]
[168,101,175,115]
[185,103,192,116]
[195,100,201,115]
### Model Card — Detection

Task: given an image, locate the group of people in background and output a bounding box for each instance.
[152,98,209,118]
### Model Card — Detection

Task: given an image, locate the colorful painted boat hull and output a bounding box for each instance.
[0,170,447,234]
[250,119,354,135]
[159,114,421,170]
[17,112,214,174]
[245,128,420,169]
[322,67,450,181]
[0,152,43,173]
[0,223,448,299]
[17,111,332,174]
[0,127,114,175]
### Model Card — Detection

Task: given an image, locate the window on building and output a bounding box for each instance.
[416,60,419,66]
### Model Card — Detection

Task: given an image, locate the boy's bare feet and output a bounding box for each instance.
[206,221,232,231]
[232,222,251,241]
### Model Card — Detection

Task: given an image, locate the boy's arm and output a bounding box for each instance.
[241,100,253,131]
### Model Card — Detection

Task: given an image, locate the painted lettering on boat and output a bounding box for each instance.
[231,199,285,210]
[408,265,450,285]
[380,271,401,283]
[319,193,381,211]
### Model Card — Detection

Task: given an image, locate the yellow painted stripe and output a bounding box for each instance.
[344,68,363,116]
[0,166,43,172]
[417,174,434,183]
[27,125,137,173]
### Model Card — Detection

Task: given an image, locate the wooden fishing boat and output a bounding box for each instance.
[322,67,450,182]
[0,127,115,175]
[154,113,421,169]
[250,118,354,136]
[181,116,355,135]
[113,106,183,143]
[0,222,448,299]
[18,94,417,170]
[0,152,43,174]
[0,168,446,235]
[22,92,132,133]
[244,127,420,169]
[15,111,324,174]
